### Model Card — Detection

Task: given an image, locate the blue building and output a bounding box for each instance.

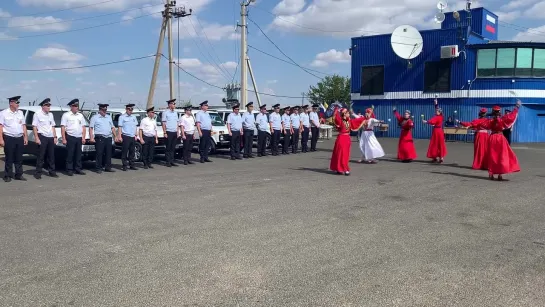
[350,7,545,143]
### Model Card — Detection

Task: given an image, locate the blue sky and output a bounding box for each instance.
[0,0,543,110]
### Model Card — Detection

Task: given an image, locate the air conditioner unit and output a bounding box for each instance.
[441,45,459,58]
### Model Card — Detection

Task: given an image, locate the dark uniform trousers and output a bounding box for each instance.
[310,126,319,151]
[121,134,135,167]
[301,126,310,152]
[94,135,112,171]
[243,129,254,157]
[503,129,512,145]
[257,130,267,156]
[3,134,24,179]
[230,131,242,158]
[271,130,281,155]
[292,129,300,153]
[142,135,156,166]
[199,129,211,159]
[283,130,292,154]
[182,134,193,162]
[165,131,178,164]
[36,134,55,175]
[65,135,83,172]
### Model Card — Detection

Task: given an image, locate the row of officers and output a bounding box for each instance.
[0,96,323,182]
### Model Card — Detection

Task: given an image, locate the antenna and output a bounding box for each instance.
[436,1,447,11]
[391,25,423,68]
[434,12,445,23]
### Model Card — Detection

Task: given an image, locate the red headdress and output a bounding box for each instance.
[479,108,487,113]
[492,106,501,112]
[365,108,376,118]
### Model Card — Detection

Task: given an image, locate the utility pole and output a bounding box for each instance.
[301,92,305,106]
[239,0,255,108]
[146,1,191,109]
[247,59,261,108]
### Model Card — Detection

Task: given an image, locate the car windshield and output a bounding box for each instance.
[209,113,224,126]
[50,111,89,126]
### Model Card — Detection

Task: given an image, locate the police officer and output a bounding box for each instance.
[242,102,255,158]
[0,95,28,182]
[89,103,116,174]
[269,104,282,156]
[227,103,243,160]
[281,106,292,155]
[196,100,213,163]
[61,98,86,176]
[179,105,195,165]
[309,104,321,151]
[32,98,57,179]
[139,106,158,169]
[161,99,179,167]
[255,104,269,157]
[290,106,302,154]
[300,105,311,153]
[117,103,138,171]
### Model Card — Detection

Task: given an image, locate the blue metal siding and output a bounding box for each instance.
[480,9,498,41]
[351,28,475,94]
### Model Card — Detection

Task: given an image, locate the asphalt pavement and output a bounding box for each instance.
[1,137,544,306]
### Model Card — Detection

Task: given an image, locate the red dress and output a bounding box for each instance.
[393,111,417,160]
[425,114,448,159]
[330,109,365,172]
[460,118,489,170]
[482,108,520,175]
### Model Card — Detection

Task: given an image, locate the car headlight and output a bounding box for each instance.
[219,135,224,141]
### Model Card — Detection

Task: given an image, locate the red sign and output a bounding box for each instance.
[485,24,496,34]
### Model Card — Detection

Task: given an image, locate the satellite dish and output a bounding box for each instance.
[437,1,447,10]
[391,25,423,60]
[434,12,445,23]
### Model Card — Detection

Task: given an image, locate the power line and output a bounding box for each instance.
[0,11,160,40]
[180,17,231,82]
[0,54,156,71]
[248,44,331,75]
[0,3,160,30]
[0,0,118,19]
[166,54,304,99]
[194,16,234,80]
[247,17,323,80]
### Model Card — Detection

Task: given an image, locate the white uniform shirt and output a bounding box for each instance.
[179,115,195,134]
[32,111,56,137]
[0,109,25,137]
[139,116,157,137]
[60,111,86,137]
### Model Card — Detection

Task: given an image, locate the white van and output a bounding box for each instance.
[19,106,96,165]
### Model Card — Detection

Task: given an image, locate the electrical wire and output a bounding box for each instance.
[248,45,331,75]
[0,11,160,40]
[180,18,231,82]
[247,17,323,80]
[195,16,234,80]
[177,17,181,103]
[0,54,156,72]
[0,0,118,19]
[0,3,161,30]
[166,54,304,99]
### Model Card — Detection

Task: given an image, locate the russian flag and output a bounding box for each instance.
[485,14,496,34]
[318,102,328,119]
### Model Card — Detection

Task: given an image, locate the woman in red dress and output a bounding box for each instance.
[330,107,365,176]
[423,99,447,163]
[482,102,521,181]
[458,108,489,170]
[393,108,417,162]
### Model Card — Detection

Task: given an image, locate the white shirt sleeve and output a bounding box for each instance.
[32,113,38,127]
[60,113,67,126]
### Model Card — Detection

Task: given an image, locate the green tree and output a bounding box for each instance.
[307,75,351,109]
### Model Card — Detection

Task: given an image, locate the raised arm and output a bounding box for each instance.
[393,110,402,123]
[333,107,342,127]
[349,116,366,130]
[501,105,519,128]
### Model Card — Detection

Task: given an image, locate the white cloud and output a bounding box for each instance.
[173,16,239,41]
[110,69,124,75]
[496,11,521,23]
[523,2,545,19]
[31,47,85,62]
[0,8,10,17]
[273,0,306,15]
[310,49,349,67]
[175,57,237,84]
[121,3,163,22]
[121,55,131,60]
[512,25,545,42]
[7,16,70,32]
[183,47,191,54]
[107,82,116,86]
[268,0,486,38]
[0,32,17,40]
[267,80,278,84]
